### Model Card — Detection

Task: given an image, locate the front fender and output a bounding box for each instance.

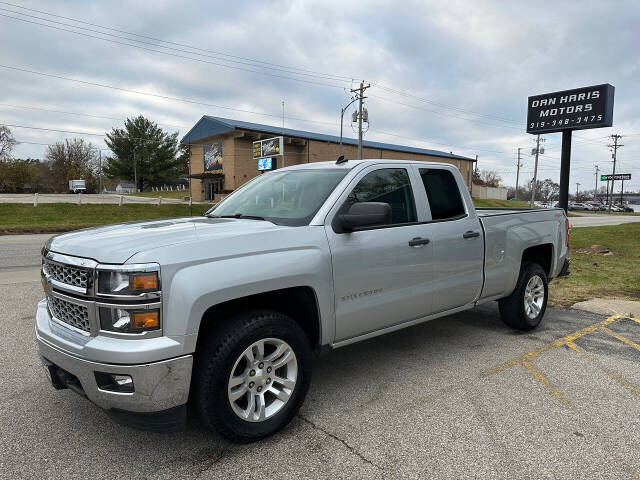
[164,247,335,345]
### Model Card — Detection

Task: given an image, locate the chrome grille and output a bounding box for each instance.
[47,295,90,333]
[43,260,88,289]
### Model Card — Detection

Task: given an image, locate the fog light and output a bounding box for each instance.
[95,372,134,393]
[112,374,133,388]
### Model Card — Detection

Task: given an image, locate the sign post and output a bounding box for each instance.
[527,84,615,212]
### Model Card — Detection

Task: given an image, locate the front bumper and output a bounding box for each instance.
[37,336,193,414]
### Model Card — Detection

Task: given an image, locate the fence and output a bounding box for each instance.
[0,193,201,206]
[471,185,508,200]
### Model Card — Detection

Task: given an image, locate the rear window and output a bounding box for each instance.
[419,168,466,220]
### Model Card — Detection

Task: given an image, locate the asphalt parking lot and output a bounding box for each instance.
[1,235,639,479]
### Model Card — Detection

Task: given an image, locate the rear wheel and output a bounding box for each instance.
[498,261,548,331]
[193,310,312,442]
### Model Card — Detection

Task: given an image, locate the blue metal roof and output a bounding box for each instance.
[181,115,474,162]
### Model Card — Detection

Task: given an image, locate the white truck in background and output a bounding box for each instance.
[68,179,87,194]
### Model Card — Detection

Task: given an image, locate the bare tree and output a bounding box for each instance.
[0,125,17,160]
[45,138,100,192]
[479,169,502,188]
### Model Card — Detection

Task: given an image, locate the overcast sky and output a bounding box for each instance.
[1,0,639,191]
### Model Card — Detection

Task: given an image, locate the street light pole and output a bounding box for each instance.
[339,96,359,157]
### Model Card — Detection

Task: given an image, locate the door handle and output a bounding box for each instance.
[408,237,430,247]
[463,231,480,239]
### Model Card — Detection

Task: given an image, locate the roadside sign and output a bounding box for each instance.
[527,83,615,214]
[252,136,283,159]
[527,84,614,135]
[601,173,631,181]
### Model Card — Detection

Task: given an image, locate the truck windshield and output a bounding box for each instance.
[206,169,349,226]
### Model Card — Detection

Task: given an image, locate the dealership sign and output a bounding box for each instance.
[527,84,614,134]
[253,136,283,159]
[601,173,631,181]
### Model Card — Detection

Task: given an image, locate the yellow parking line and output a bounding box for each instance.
[487,315,640,405]
[559,338,640,399]
[600,326,640,352]
[489,315,623,374]
[521,361,570,405]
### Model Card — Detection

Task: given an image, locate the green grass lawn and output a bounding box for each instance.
[473,199,530,208]
[549,222,640,307]
[0,203,213,234]
[127,190,189,200]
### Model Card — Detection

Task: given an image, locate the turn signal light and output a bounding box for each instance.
[131,274,158,291]
[132,311,159,329]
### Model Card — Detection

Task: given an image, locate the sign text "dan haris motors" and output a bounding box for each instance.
[527,84,614,134]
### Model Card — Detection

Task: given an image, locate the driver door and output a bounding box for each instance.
[325,165,434,342]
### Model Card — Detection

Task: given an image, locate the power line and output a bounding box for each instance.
[0,63,338,128]
[0,1,354,82]
[0,102,187,129]
[0,11,348,89]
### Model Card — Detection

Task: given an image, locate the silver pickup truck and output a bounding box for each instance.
[36,159,570,441]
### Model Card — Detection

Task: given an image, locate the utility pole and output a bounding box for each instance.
[575,182,580,202]
[530,135,544,207]
[594,165,599,202]
[133,145,138,193]
[515,148,522,200]
[281,100,285,130]
[98,149,102,193]
[350,81,370,160]
[607,134,623,212]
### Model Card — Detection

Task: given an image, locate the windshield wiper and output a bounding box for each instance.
[209,213,267,221]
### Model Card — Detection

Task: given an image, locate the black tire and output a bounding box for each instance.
[498,261,548,331]
[192,309,312,442]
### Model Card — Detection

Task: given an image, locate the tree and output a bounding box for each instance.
[104,116,181,191]
[475,169,502,188]
[0,158,40,192]
[536,178,560,202]
[45,138,100,192]
[0,125,17,160]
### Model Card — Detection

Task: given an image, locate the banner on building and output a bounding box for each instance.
[204,140,223,172]
[253,136,283,159]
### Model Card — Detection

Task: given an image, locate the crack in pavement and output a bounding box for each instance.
[297,413,383,472]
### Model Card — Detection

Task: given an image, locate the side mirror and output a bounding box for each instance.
[338,202,391,232]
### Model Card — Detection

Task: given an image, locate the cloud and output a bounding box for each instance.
[1,0,639,190]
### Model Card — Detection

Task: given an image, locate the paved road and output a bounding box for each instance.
[1,236,639,479]
[569,214,640,227]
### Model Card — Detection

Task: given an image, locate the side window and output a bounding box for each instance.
[419,168,466,221]
[344,168,417,225]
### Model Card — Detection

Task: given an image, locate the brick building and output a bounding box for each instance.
[181,116,476,202]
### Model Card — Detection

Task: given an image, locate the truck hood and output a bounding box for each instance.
[46,217,285,264]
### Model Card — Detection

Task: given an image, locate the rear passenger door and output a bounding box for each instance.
[416,167,484,313]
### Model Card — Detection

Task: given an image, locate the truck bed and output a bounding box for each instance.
[476,207,562,217]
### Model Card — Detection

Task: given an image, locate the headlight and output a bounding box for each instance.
[97,265,160,296]
[99,307,160,333]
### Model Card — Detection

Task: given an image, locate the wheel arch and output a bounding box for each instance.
[521,243,554,278]
[195,286,322,353]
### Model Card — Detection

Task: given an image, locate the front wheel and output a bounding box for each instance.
[498,262,548,331]
[192,310,312,442]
